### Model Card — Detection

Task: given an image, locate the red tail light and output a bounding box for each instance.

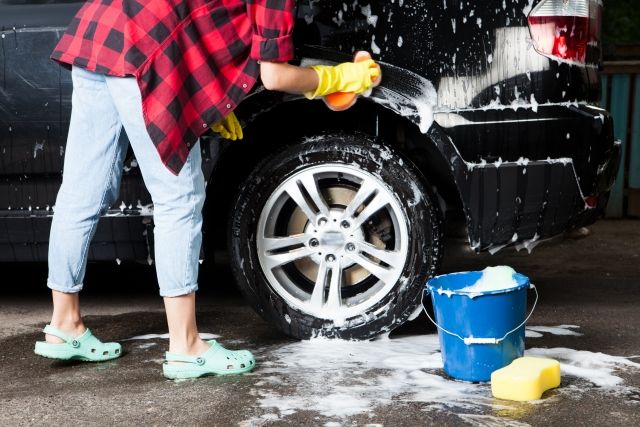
[584,195,599,209]
[527,0,602,65]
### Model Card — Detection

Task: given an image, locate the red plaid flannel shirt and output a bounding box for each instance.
[51,0,295,175]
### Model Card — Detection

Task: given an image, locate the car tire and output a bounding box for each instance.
[228,132,443,340]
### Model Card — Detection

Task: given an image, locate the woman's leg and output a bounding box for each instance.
[46,66,127,343]
[48,291,83,342]
[105,75,208,356]
[163,293,210,355]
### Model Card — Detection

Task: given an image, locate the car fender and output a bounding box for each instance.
[234,54,479,247]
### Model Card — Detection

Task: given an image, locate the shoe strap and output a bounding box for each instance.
[43,324,90,348]
[43,324,77,344]
[165,341,222,366]
[165,352,207,366]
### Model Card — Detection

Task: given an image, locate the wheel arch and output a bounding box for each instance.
[202,64,471,254]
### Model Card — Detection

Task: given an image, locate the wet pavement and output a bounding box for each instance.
[1,220,639,426]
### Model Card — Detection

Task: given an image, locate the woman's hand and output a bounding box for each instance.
[304,60,381,99]
[258,59,380,99]
[210,112,243,141]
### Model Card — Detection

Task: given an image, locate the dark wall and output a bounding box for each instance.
[603,0,640,46]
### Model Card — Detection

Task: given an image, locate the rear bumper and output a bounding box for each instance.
[465,145,620,251]
[447,105,621,251]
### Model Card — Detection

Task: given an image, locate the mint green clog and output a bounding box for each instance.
[34,324,122,362]
[162,340,256,379]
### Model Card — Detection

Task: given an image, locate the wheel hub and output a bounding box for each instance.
[305,209,362,265]
[319,231,345,251]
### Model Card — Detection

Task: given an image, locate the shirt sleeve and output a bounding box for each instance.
[245,0,295,63]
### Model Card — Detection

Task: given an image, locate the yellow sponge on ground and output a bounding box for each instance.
[491,357,561,401]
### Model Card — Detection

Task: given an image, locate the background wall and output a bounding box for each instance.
[601,0,640,217]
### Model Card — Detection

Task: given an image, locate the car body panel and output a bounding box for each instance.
[0,0,620,260]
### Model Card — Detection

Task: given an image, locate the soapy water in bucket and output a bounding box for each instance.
[436,266,518,298]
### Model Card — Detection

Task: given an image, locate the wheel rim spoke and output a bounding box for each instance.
[263,246,314,270]
[298,174,331,218]
[354,240,405,270]
[283,173,331,225]
[350,191,389,229]
[345,252,397,285]
[309,260,329,310]
[343,181,377,219]
[326,262,343,310]
[262,234,308,252]
[283,180,319,225]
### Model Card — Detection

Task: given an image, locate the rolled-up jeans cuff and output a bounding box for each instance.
[160,284,198,298]
[47,279,83,294]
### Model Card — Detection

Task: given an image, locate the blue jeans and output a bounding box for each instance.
[47,66,206,297]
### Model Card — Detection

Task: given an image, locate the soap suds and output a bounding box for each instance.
[360,4,378,27]
[526,325,582,337]
[370,74,437,134]
[527,347,640,388]
[458,266,518,294]
[371,36,381,54]
[244,329,640,424]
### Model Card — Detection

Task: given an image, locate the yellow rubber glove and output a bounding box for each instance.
[304,59,381,100]
[210,112,243,141]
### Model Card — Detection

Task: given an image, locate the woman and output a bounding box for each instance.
[33,0,380,379]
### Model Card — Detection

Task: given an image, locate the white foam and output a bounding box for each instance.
[436,288,455,297]
[458,414,530,426]
[526,347,640,387]
[371,35,381,54]
[136,342,157,349]
[245,331,640,424]
[251,335,489,419]
[458,266,518,294]
[526,325,583,337]
[360,4,378,27]
[368,66,437,134]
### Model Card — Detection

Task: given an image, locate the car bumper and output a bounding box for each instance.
[454,107,621,251]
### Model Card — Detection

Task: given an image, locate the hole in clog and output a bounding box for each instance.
[227,365,234,369]
[103,351,108,356]
[240,363,246,368]
[115,349,120,354]
[91,349,96,353]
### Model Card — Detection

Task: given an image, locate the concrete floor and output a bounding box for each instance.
[1,220,639,426]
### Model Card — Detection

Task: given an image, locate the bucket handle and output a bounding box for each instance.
[421,283,538,346]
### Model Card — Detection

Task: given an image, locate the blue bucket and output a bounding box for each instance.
[424,270,537,382]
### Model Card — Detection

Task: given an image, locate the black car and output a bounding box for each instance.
[0,0,620,339]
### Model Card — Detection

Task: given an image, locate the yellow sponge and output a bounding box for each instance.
[491,357,561,401]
